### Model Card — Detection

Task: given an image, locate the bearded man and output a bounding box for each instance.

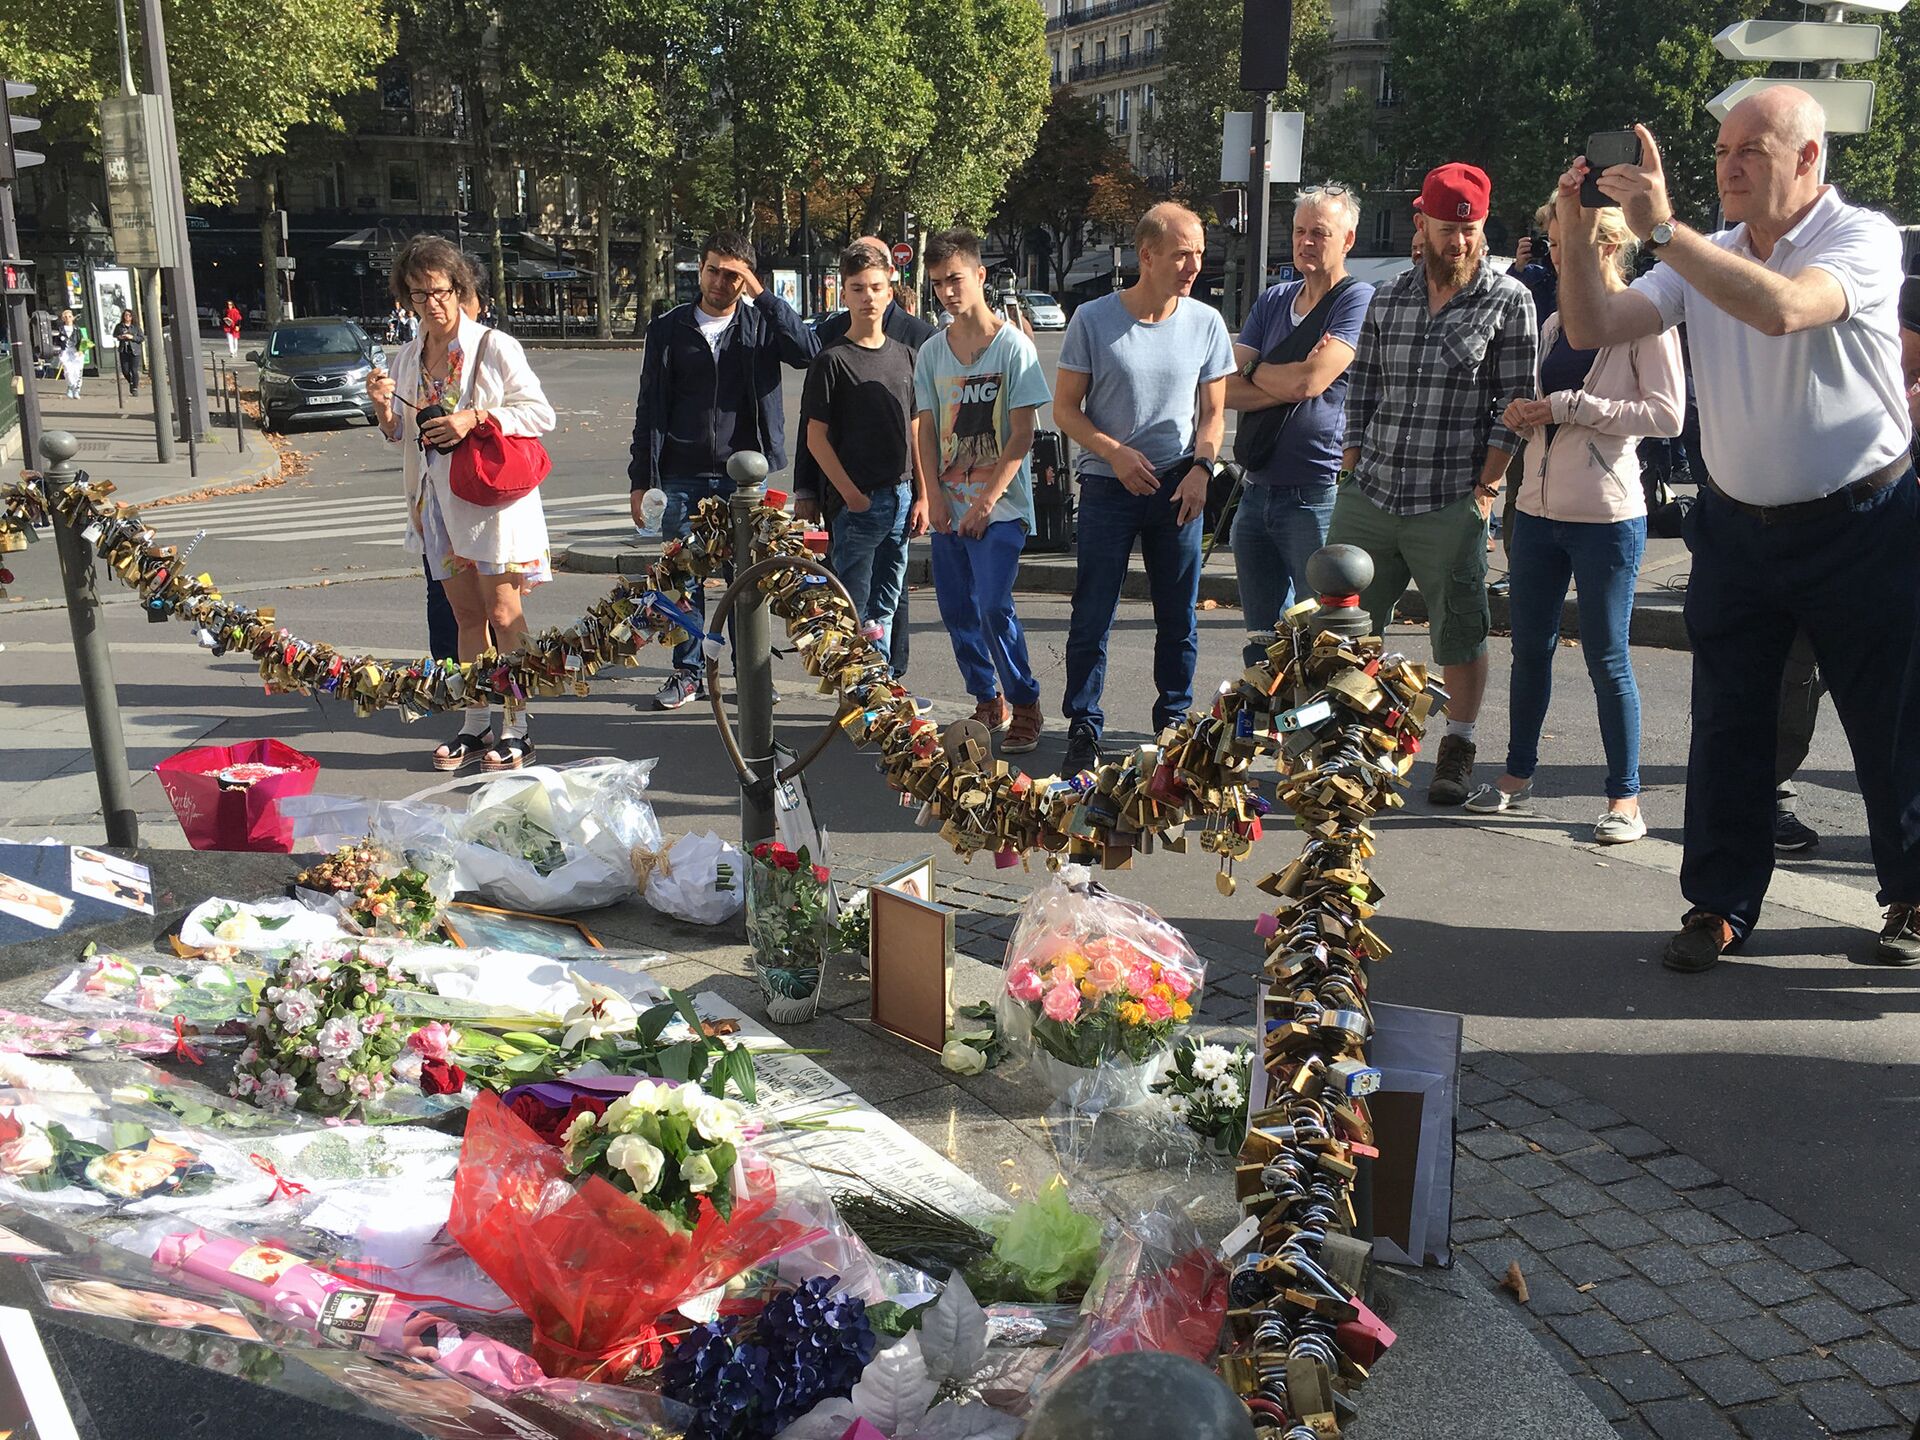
[1332,162,1539,805]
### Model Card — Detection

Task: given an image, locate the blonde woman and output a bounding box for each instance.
[55,309,84,399]
[1467,201,1684,843]
[44,1277,259,1339]
[368,235,556,771]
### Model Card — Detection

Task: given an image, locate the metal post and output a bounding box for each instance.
[142,265,173,461]
[231,369,245,453]
[1246,91,1272,302]
[1,183,45,467]
[799,188,812,318]
[727,449,776,848]
[40,430,139,848]
[137,0,208,440]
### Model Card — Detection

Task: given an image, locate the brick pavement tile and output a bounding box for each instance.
[1481,1095,1553,1128]
[1615,1420,1659,1440]
[1593,1276,1677,1325]
[1678,1354,1780,1407]
[1875,1304,1920,1348]
[1690,1186,1747,1211]
[1699,1242,1766,1269]
[1456,1103,1489,1131]
[1717,1314,1808,1362]
[1525,1076,1582,1107]
[1556,1242,1634,1287]
[1726,1259,1818,1308]
[1561,1098,1629,1130]
[1461,1235,1546,1280]
[1887,1383,1920,1422]
[1834,1337,1920,1389]
[1714,1199,1795,1240]
[1641,1398,1744,1440]
[1579,1208,1663,1249]
[1672,1277,1760,1324]
[1541,1176,1618,1218]
[1776,1295,1873,1345]
[1797,1379,1898,1433]
[1646,1154,1723,1190]
[1472,1051,1539,1086]
[1652,1208,1741,1247]
[1847,1430,1911,1440]
[1509,1209,1587,1251]
[1820,1267,1907,1312]
[1471,1173,1549,1220]
[1610,1175,1687,1212]
[1450,1216,1506,1244]
[1579,1376,1632,1422]
[1729,1401,1827,1440]
[1600,1124,1671,1159]
[1460,1127,1531,1161]
[1524,1269,1602,1318]
[1494,1152,1567,1189]
[1522,1117,1598,1154]
[1533,1327,1588,1374]
[1762,1232,1849,1272]
[1547,1310,1643,1358]
[1568,1149,1645,1186]
[1459,1072,1511,1107]
[1595,1351,1694,1402]
[1766,1353,1846,1384]
[1627,1242,1714,1287]
[1640,1313,1731,1363]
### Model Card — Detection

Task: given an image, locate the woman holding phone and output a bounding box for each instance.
[367,235,555,772]
[1465,199,1684,843]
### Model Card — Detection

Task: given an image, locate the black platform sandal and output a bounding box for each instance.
[483,734,536,771]
[432,727,493,772]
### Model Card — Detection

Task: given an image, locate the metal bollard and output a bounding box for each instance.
[727,450,775,849]
[231,370,246,454]
[1307,544,1377,642]
[41,431,139,849]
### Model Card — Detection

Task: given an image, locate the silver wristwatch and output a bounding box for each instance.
[1646,219,1676,251]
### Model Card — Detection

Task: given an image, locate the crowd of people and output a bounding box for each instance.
[364,83,1920,972]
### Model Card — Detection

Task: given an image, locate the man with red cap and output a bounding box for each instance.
[1335,161,1539,805]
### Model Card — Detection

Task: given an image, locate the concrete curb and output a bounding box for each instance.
[558,537,1695,653]
[514,338,645,350]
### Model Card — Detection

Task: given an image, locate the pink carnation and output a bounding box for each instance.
[406,1021,459,1061]
[1042,983,1082,1024]
[1007,961,1044,1003]
[1162,966,1194,1000]
[1141,990,1173,1022]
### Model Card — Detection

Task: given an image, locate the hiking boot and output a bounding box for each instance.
[972,695,1012,734]
[1875,904,1920,966]
[653,668,705,710]
[1064,723,1101,777]
[1427,734,1477,806]
[1773,807,1819,852]
[1662,913,1737,973]
[1003,702,1045,755]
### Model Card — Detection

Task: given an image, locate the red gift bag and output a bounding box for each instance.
[154,739,321,852]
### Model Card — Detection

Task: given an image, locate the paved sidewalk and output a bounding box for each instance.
[26,386,283,508]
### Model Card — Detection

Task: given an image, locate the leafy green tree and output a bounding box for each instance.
[999,89,1134,286]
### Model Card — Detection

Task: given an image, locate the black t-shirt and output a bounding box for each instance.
[800,335,916,492]
[1899,275,1920,335]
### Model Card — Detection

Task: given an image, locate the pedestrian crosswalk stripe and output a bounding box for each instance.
[150,488,634,523]
[142,488,640,545]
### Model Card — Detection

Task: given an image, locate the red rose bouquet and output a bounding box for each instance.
[746,842,833,1023]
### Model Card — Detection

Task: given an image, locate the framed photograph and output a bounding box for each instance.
[873,854,935,905]
[441,903,603,957]
[868,887,955,1054]
[0,1307,81,1440]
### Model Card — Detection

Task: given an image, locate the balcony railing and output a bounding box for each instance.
[1047,0,1162,33]
[1066,51,1157,82]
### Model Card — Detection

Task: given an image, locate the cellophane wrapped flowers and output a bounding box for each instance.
[231,945,407,1118]
[560,1079,747,1229]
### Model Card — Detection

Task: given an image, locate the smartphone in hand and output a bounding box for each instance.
[1582,130,1644,208]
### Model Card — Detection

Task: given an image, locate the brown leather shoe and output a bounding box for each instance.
[1003,702,1045,754]
[972,696,1012,734]
[1427,734,1477,806]
[1662,913,1737,973]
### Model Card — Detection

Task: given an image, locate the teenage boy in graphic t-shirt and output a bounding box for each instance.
[914,228,1053,755]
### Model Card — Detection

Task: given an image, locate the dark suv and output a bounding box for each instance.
[249,318,385,430]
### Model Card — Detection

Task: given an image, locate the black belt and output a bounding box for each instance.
[1704,457,1909,526]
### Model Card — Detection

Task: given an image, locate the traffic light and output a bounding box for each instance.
[2,258,32,296]
[1215,188,1248,234]
[1,78,45,183]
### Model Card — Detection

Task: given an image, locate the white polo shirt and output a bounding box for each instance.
[1632,186,1912,505]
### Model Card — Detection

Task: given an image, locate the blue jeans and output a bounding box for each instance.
[1505,511,1645,800]
[1682,473,1920,937]
[1231,480,1336,666]
[930,521,1040,705]
[1063,472,1202,738]
[830,482,911,669]
[662,474,732,671]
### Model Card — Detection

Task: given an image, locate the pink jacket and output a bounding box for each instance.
[1514,314,1686,524]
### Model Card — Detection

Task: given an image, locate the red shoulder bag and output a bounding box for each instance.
[448,329,552,506]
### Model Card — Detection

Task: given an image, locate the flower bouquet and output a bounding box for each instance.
[0,1107,271,1214]
[746,843,832,1023]
[1152,1040,1250,1154]
[996,866,1204,1104]
[448,1090,812,1382]
[231,946,410,1118]
[344,867,444,942]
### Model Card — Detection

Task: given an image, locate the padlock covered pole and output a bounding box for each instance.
[728,450,776,849]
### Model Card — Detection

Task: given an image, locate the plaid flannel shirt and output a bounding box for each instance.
[1343,261,1539,515]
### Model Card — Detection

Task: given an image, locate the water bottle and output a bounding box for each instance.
[637,487,667,538]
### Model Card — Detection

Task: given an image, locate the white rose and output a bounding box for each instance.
[679,1153,719,1194]
[687,1094,745,1147]
[941,1041,988,1076]
[0,1131,56,1177]
[605,1134,665,1193]
[213,914,258,943]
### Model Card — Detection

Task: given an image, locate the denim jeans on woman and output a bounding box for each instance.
[1231,480,1336,667]
[1505,510,1646,800]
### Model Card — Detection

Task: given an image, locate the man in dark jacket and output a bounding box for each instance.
[794,236,936,677]
[629,231,818,708]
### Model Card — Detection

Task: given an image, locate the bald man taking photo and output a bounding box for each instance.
[1555,87,1920,971]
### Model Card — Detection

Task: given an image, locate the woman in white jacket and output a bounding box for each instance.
[1467,203,1684,842]
[368,236,556,771]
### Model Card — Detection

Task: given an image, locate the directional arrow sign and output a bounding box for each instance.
[1708,76,1877,133]
[1715,19,1882,62]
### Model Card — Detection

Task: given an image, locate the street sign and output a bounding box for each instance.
[98,95,181,267]
[1816,0,1906,12]
[890,241,914,269]
[1707,76,1876,132]
[1220,110,1303,185]
[1714,19,1881,62]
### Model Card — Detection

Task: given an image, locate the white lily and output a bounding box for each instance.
[560,974,638,1050]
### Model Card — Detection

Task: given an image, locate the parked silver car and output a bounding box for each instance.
[250,318,385,430]
[1021,292,1067,330]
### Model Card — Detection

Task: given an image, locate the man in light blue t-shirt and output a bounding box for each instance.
[1055,202,1236,774]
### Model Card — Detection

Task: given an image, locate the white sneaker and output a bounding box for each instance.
[1465,780,1532,814]
[1593,809,1647,844]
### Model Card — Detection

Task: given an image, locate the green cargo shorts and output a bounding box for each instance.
[1325,484,1490,666]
